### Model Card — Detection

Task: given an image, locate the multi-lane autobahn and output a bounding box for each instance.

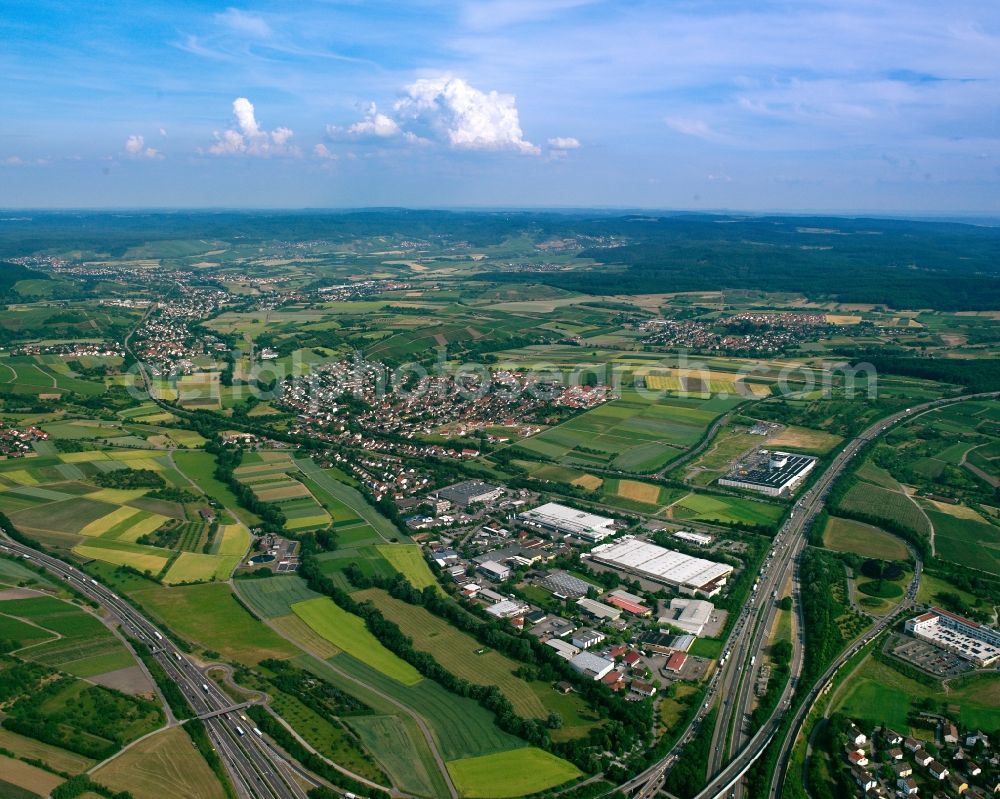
[618,390,998,799]
[0,533,316,799]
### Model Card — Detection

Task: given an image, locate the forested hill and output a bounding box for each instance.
[487,214,1000,311]
[0,260,48,296]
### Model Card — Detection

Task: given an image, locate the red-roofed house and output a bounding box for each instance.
[665,651,688,672]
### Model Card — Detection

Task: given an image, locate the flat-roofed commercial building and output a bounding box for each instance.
[718,450,817,497]
[434,480,504,506]
[576,597,622,621]
[673,530,712,547]
[518,502,617,542]
[906,608,1000,667]
[589,536,732,597]
[569,651,615,681]
[661,597,715,636]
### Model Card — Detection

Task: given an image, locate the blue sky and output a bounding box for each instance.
[1,0,999,212]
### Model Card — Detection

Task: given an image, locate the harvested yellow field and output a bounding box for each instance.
[0,728,95,774]
[615,479,662,504]
[85,488,147,504]
[74,544,170,574]
[217,524,251,556]
[118,513,171,542]
[644,374,683,391]
[4,469,38,485]
[93,727,225,799]
[0,754,64,796]
[255,483,311,502]
[121,458,166,471]
[80,506,141,537]
[741,382,773,398]
[270,613,342,658]
[162,552,239,585]
[572,474,604,491]
[768,426,842,453]
[924,500,989,522]
[825,314,863,325]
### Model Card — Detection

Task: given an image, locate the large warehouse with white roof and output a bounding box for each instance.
[518,502,618,542]
[589,537,733,597]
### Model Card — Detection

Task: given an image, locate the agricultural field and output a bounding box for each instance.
[676,426,761,486]
[765,425,842,454]
[834,481,931,544]
[821,516,910,561]
[600,478,685,514]
[667,492,784,528]
[292,596,422,685]
[295,458,403,541]
[347,714,449,797]
[445,748,582,798]
[128,582,299,665]
[0,728,95,776]
[374,544,441,592]
[512,391,739,473]
[92,727,225,799]
[924,509,1000,575]
[0,753,64,798]
[355,588,596,730]
[0,594,139,680]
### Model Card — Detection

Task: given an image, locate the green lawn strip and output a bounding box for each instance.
[445,748,582,798]
[291,597,421,686]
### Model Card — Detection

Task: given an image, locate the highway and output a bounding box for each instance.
[0,533,316,799]
[617,390,998,799]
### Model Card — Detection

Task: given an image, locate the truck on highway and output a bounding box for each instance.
[235,725,245,736]
[202,683,210,693]
[153,631,163,641]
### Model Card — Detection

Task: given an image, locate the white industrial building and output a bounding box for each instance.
[589,536,732,597]
[545,638,580,661]
[906,608,1000,668]
[477,560,511,582]
[485,599,528,619]
[568,651,615,681]
[718,450,817,497]
[576,596,622,621]
[673,530,713,547]
[518,502,617,542]
[661,597,715,636]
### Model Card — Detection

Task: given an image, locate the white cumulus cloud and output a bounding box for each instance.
[548,136,581,150]
[124,134,163,159]
[209,97,298,157]
[394,77,540,154]
[313,143,338,160]
[345,103,404,139]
